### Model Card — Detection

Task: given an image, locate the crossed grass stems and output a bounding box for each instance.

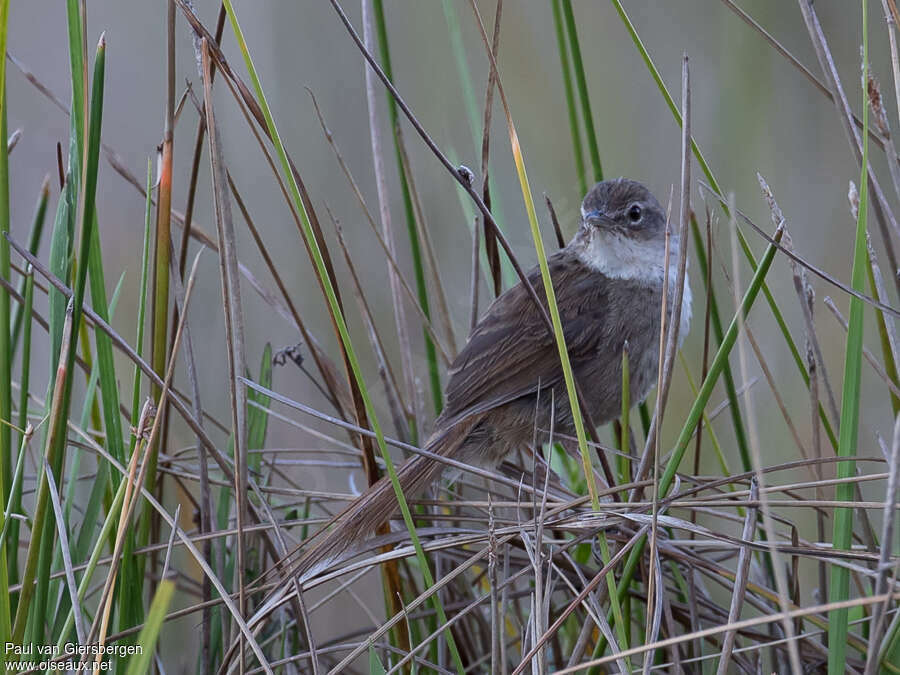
[2,0,900,673]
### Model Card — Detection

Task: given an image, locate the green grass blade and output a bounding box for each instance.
[86,209,126,467]
[866,250,899,413]
[827,3,868,671]
[47,178,75,374]
[368,646,388,675]
[518,164,603,508]
[20,75,76,650]
[881,610,900,673]
[65,0,85,155]
[551,0,586,197]
[131,159,154,450]
[124,579,175,675]
[118,162,153,639]
[247,343,272,475]
[6,263,34,587]
[618,348,630,481]
[0,409,32,549]
[223,5,463,670]
[560,0,602,181]
[10,177,49,361]
[596,534,630,670]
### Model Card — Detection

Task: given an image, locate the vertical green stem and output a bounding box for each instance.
[551,0,587,197]
[618,347,630,482]
[560,0,602,182]
[828,2,868,671]
[131,160,154,453]
[10,179,49,361]
[8,265,34,591]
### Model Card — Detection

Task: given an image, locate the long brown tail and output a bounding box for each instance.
[292,418,475,583]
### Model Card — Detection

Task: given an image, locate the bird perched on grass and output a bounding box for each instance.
[293,177,691,582]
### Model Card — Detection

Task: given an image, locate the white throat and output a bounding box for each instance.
[576,226,693,346]
[575,226,668,283]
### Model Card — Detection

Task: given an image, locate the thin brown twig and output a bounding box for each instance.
[717,478,759,675]
[178,3,225,278]
[164,231,211,651]
[544,194,566,249]
[718,0,893,158]
[480,0,503,297]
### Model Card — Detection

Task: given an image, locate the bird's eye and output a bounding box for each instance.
[627,204,643,223]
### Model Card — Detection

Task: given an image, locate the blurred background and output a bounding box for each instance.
[4,0,894,667]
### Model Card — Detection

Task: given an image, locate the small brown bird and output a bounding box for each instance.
[294,178,691,582]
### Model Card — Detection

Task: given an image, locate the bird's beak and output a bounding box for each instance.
[583,210,615,229]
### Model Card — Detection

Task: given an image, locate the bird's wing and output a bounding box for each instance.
[440,249,612,427]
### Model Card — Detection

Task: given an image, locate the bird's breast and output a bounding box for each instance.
[574,277,679,423]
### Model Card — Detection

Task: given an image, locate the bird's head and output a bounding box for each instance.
[572,178,673,284]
